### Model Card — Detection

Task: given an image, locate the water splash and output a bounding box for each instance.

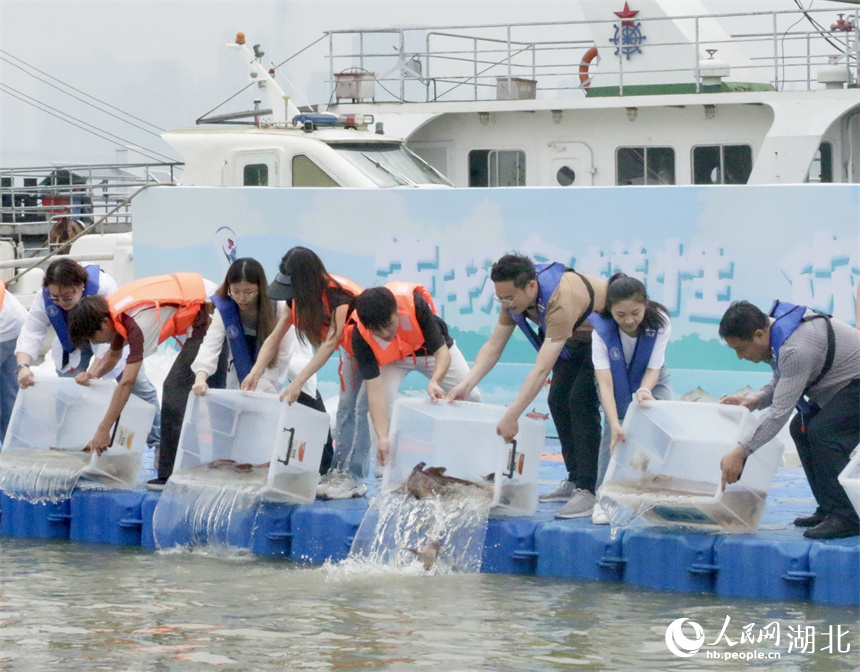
[0,449,88,503]
[334,484,492,577]
[152,467,267,552]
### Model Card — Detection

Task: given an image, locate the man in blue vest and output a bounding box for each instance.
[448,253,607,519]
[719,300,860,539]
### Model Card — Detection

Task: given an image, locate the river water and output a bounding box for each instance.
[0,537,856,671]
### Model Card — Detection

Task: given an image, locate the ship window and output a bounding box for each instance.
[469,150,526,187]
[616,147,675,185]
[806,142,833,183]
[243,164,268,186]
[292,155,339,187]
[693,144,752,184]
[556,166,576,186]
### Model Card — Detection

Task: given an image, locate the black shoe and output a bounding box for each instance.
[793,512,826,528]
[147,477,168,491]
[803,516,860,540]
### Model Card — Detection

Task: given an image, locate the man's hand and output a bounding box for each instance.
[720,395,758,410]
[427,381,445,402]
[635,388,654,405]
[85,425,113,456]
[496,412,519,443]
[720,444,747,492]
[75,371,98,387]
[17,366,35,389]
[376,435,391,467]
[192,380,209,397]
[609,422,626,455]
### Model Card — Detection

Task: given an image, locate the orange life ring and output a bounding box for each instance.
[579,47,599,91]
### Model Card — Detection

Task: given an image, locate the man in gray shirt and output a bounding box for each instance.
[718,300,859,539]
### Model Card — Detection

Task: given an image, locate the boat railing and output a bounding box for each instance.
[0,162,181,250]
[323,6,859,103]
[1,181,174,290]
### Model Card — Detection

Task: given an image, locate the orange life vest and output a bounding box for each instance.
[0,282,5,312]
[352,282,435,366]
[108,273,207,345]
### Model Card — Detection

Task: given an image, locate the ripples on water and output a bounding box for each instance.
[0,537,857,671]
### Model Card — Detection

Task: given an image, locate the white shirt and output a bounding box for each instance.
[190,299,316,396]
[592,311,671,371]
[15,266,119,373]
[0,292,28,343]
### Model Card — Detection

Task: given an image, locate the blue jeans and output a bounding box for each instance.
[0,338,19,441]
[595,367,673,490]
[331,352,371,478]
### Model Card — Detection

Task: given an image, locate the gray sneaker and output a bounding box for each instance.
[555,489,596,519]
[540,479,575,502]
[316,472,333,499]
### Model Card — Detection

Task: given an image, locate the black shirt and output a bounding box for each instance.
[352,291,453,380]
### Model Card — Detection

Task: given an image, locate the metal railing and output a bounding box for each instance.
[322,7,859,103]
[0,162,181,249]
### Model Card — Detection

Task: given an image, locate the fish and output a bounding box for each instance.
[399,462,484,499]
[231,463,253,473]
[405,540,441,570]
[526,408,549,420]
[207,459,237,468]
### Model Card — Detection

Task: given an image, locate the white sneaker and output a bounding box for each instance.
[325,472,368,500]
[316,472,333,499]
[555,489,596,519]
[591,501,609,525]
[540,479,575,502]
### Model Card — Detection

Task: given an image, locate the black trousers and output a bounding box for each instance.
[790,379,860,524]
[547,339,601,493]
[296,390,334,475]
[157,339,228,480]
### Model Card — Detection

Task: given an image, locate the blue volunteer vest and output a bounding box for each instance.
[588,312,657,418]
[211,293,258,383]
[768,300,834,414]
[43,264,100,355]
[507,262,574,361]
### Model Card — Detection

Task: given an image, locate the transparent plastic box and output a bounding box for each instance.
[599,400,784,532]
[174,390,330,504]
[381,398,544,517]
[838,445,860,518]
[2,377,155,488]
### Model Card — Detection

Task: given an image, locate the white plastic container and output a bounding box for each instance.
[2,377,155,488]
[382,398,544,517]
[599,400,784,531]
[174,390,330,504]
[838,445,860,518]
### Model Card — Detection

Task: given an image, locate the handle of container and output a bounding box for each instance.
[118,517,143,529]
[597,555,628,570]
[266,531,294,541]
[278,427,296,466]
[688,563,720,575]
[503,439,518,479]
[511,549,539,562]
[782,570,816,583]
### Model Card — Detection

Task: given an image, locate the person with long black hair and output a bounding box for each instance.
[588,273,673,523]
[190,257,314,397]
[243,247,367,499]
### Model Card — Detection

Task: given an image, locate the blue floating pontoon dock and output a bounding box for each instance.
[1,441,857,607]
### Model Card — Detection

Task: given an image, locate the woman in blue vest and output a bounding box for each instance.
[190,257,315,395]
[589,273,673,521]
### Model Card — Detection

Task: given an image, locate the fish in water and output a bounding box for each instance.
[399,462,486,499]
[231,463,253,473]
[405,540,441,570]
